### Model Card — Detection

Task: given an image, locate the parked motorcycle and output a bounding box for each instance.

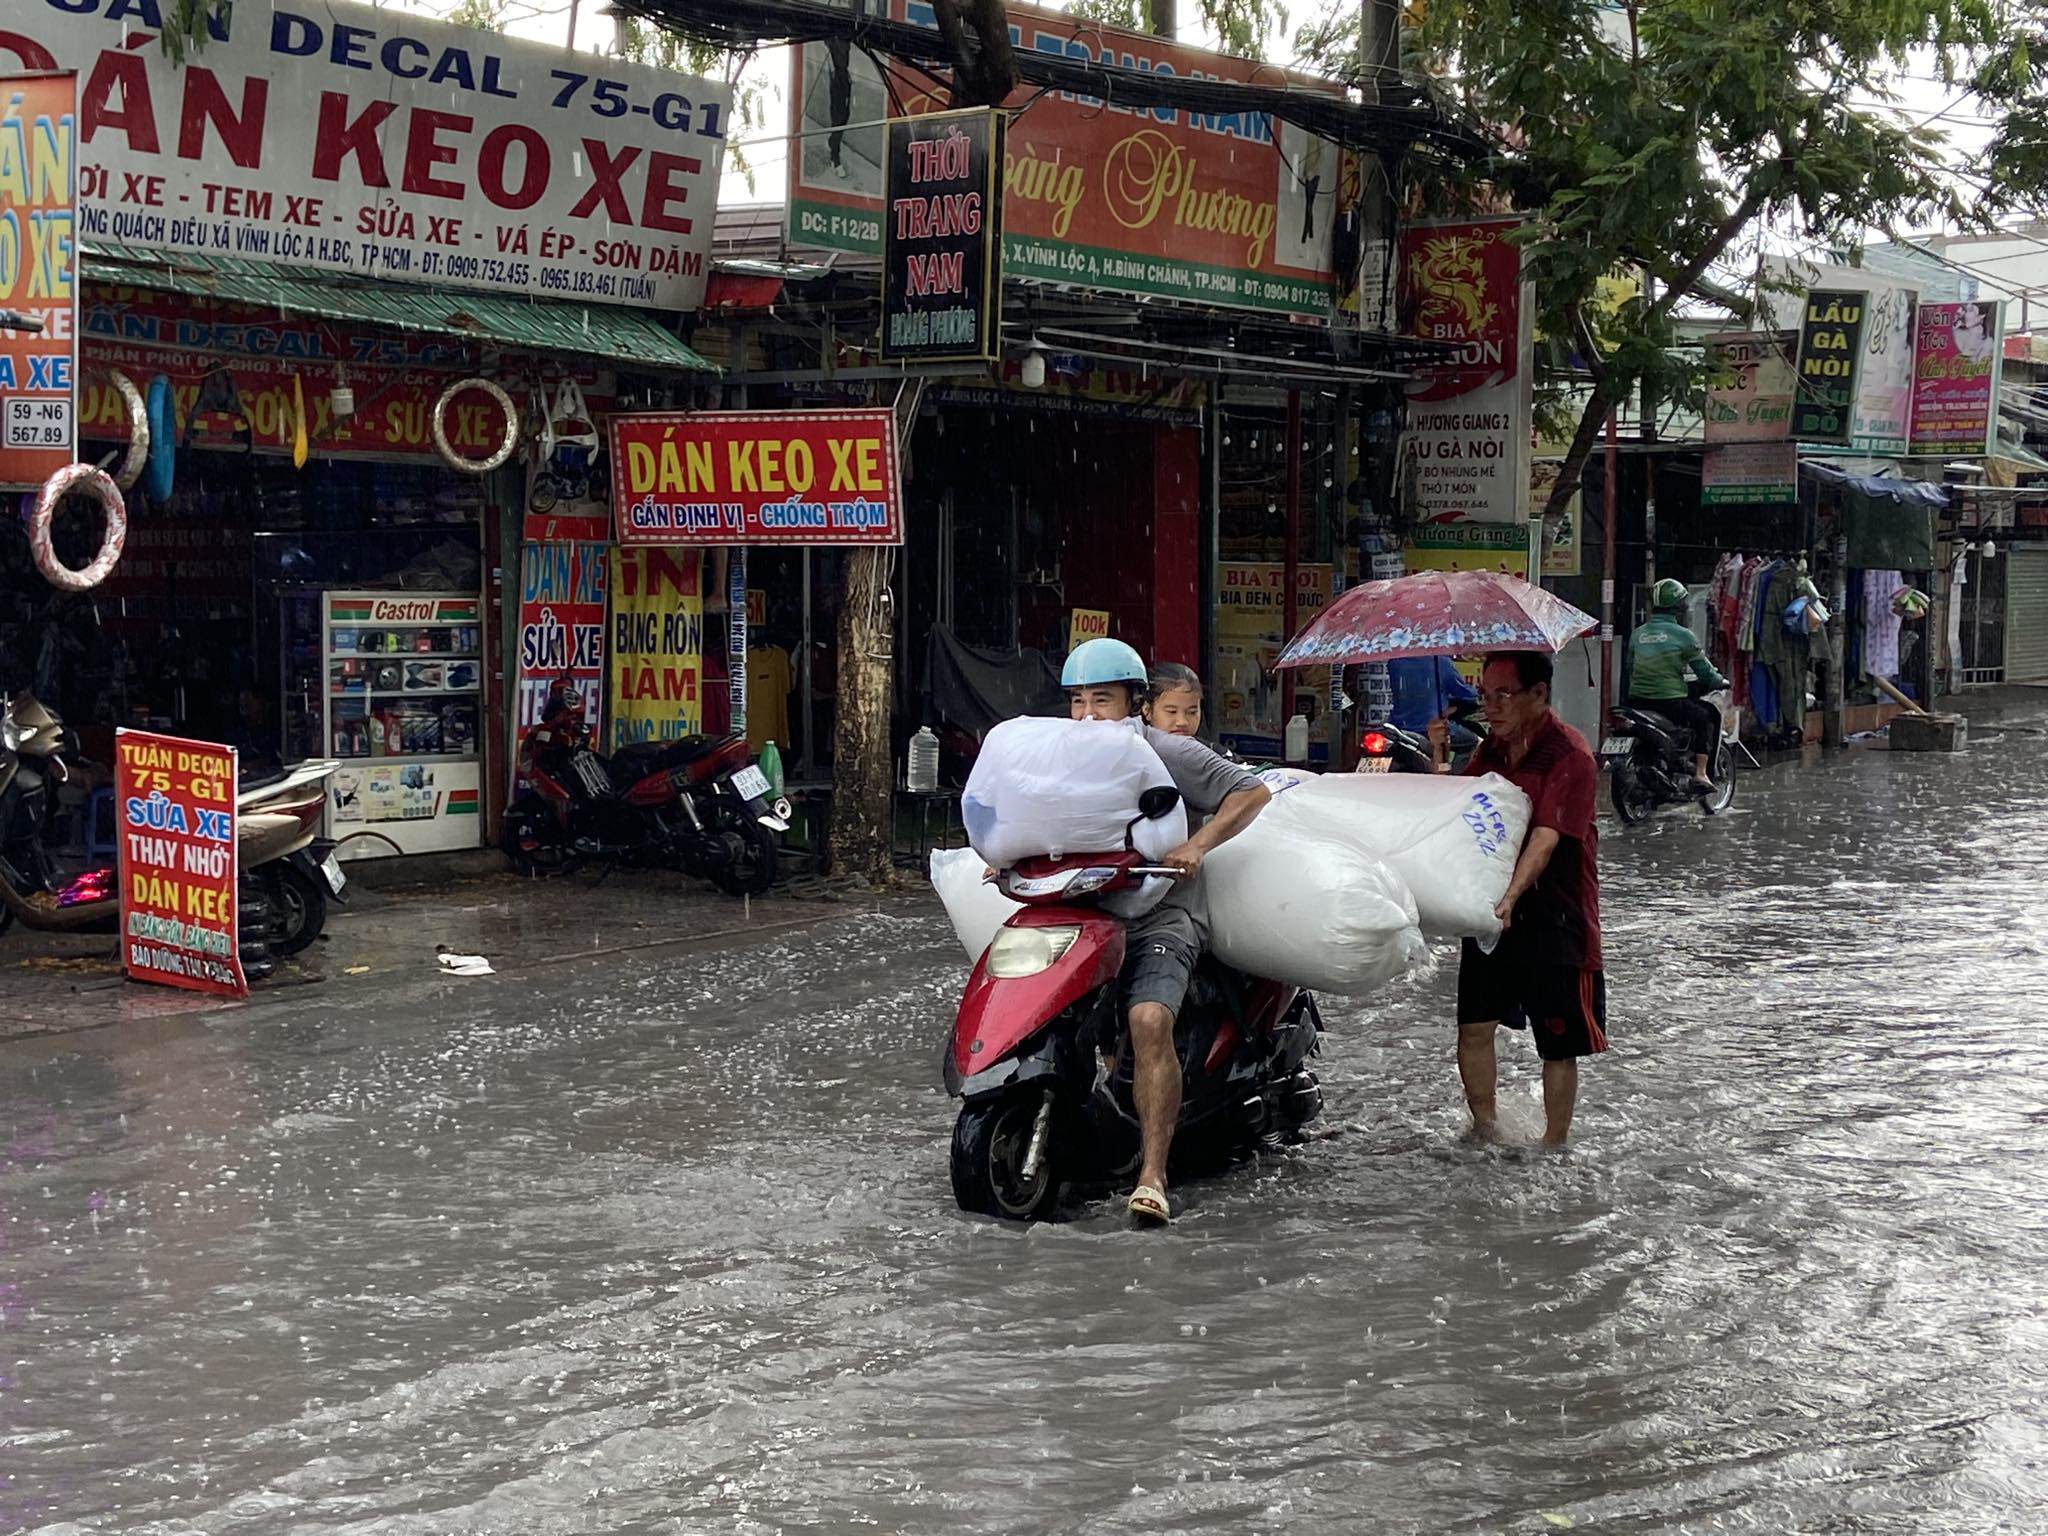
[943,787,1325,1221]
[1356,698,1488,775]
[504,677,791,896]
[1601,687,1739,822]
[0,691,343,961]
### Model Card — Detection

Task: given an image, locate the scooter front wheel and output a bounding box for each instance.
[503,795,584,878]
[951,1089,1063,1221]
[1610,764,1656,825]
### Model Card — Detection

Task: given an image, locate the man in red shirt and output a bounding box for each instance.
[1429,651,1606,1145]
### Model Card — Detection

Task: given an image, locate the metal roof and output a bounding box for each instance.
[80,242,718,374]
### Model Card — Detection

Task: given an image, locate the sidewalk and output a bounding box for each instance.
[1,865,872,1047]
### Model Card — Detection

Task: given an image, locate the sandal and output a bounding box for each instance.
[1127,1183,1170,1225]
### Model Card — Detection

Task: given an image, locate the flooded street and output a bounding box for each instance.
[6,730,2048,1534]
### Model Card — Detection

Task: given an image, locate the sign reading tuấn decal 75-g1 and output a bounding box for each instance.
[0,0,730,310]
[788,0,1341,319]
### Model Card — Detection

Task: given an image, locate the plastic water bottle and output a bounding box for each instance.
[1284,713,1310,764]
[760,739,784,796]
[907,725,941,793]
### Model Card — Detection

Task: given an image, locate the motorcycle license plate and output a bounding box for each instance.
[731,765,771,800]
[1598,735,1634,758]
[320,854,347,895]
[1357,756,1393,773]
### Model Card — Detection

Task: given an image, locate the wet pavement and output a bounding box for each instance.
[6,724,2048,1534]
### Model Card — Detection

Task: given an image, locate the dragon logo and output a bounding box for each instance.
[1411,233,1500,340]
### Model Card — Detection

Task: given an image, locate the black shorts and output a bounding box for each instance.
[1120,903,1200,1019]
[1457,939,1608,1061]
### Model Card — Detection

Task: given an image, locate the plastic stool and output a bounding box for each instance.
[86,785,118,863]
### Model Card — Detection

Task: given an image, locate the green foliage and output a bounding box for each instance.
[1336,0,2030,507]
[1069,0,1277,56]
[617,16,770,188]
[156,0,230,62]
[1976,4,2048,211]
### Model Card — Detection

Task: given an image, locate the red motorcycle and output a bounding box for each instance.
[943,788,1325,1220]
[504,678,790,897]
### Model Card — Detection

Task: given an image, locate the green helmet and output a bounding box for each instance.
[1651,578,1688,611]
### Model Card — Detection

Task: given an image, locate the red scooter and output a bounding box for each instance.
[504,677,790,896]
[943,788,1325,1221]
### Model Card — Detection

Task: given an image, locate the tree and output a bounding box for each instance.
[1395,0,2024,519]
[1976,5,2048,212]
[1069,0,1277,54]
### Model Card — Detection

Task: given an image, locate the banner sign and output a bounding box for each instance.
[609,547,702,749]
[1398,218,1532,525]
[512,540,607,788]
[1215,562,1334,748]
[612,409,903,546]
[1910,301,2003,457]
[1528,461,1581,577]
[2,0,729,311]
[1703,331,1796,444]
[788,1,1339,318]
[1792,290,1866,445]
[114,729,245,998]
[0,71,78,488]
[881,107,1002,362]
[1848,284,1916,454]
[1701,441,1799,505]
[727,545,747,739]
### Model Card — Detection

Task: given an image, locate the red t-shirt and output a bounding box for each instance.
[1464,712,1602,969]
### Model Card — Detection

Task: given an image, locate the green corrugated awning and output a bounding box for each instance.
[81,241,717,374]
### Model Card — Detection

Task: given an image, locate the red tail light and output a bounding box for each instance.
[1362,731,1391,756]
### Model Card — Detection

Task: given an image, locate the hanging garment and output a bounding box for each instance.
[1862,570,1905,679]
[1947,550,1969,675]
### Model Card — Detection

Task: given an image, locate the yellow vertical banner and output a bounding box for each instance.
[609,548,704,750]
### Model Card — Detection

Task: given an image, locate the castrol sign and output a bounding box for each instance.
[0,0,730,311]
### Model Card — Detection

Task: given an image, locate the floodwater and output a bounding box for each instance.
[6,727,2048,1533]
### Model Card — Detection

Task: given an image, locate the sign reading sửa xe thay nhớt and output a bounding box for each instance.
[882,108,1003,362]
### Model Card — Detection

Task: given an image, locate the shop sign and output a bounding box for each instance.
[1068,608,1111,648]
[1848,284,1916,454]
[513,541,607,787]
[1791,289,1866,445]
[0,71,78,489]
[330,595,479,624]
[1910,301,2003,457]
[937,360,1205,424]
[1528,460,1581,577]
[609,547,702,748]
[85,287,468,368]
[78,341,531,461]
[881,107,1002,363]
[1215,562,1333,746]
[612,409,903,546]
[114,729,245,998]
[1701,441,1798,505]
[1405,520,1536,576]
[787,1,1340,319]
[1399,218,1531,526]
[1703,331,1797,444]
[2,0,729,311]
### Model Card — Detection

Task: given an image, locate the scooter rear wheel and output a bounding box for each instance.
[951,1090,1062,1221]
[264,864,328,957]
[709,814,777,897]
[503,795,583,878]
[1610,764,1656,824]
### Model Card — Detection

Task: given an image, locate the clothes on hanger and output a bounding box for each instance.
[1861,570,1905,679]
[744,640,792,752]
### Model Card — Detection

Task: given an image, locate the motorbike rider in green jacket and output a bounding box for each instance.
[1624,579,1728,794]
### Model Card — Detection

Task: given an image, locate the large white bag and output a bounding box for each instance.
[961,716,1187,867]
[1198,817,1426,995]
[929,846,1018,963]
[1255,769,1531,941]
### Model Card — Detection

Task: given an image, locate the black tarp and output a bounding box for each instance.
[926,625,1065,738]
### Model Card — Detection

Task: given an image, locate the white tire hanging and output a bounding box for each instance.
[91,368,149,491]
[431,376,520,474]
[29,463,127,592]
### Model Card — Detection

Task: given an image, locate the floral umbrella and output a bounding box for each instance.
[1274,569,1597,669]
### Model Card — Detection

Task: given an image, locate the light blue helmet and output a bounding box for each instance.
[1062,637,1148,691]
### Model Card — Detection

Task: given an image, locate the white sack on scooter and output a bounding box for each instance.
[1258,771,1532,941]
[929,846,1019,963]
[961,716,1188,917]
[1198,817,1426,996]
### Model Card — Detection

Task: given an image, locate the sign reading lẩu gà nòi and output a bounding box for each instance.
[1792,290,1866,446]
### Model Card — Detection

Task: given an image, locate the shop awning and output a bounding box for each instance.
[81,242,717,374]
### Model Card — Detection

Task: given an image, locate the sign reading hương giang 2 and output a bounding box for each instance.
[787,0,1340,319]
[611,410,903,547]
[0,71,78,490]
[0,0,729,311]
[114,729,245,998]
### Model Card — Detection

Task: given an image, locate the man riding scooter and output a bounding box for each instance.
[1061,638,1270,1225]
[1625,579,1727,794]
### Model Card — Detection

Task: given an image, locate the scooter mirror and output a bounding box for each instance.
[1138,786,1181,820]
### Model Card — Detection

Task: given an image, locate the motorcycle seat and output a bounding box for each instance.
[610,734,737,776]
[239,767,293,793]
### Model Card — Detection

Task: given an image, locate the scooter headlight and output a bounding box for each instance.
[1,714,20,752]
[986,924,1081,979]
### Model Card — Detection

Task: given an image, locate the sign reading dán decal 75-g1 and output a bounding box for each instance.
[611,410,903,546]
[0,0,729,310]
[881,107,1002,363]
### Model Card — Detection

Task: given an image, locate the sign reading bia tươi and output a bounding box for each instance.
[114,730,245,998]
[882,108,1003,363]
